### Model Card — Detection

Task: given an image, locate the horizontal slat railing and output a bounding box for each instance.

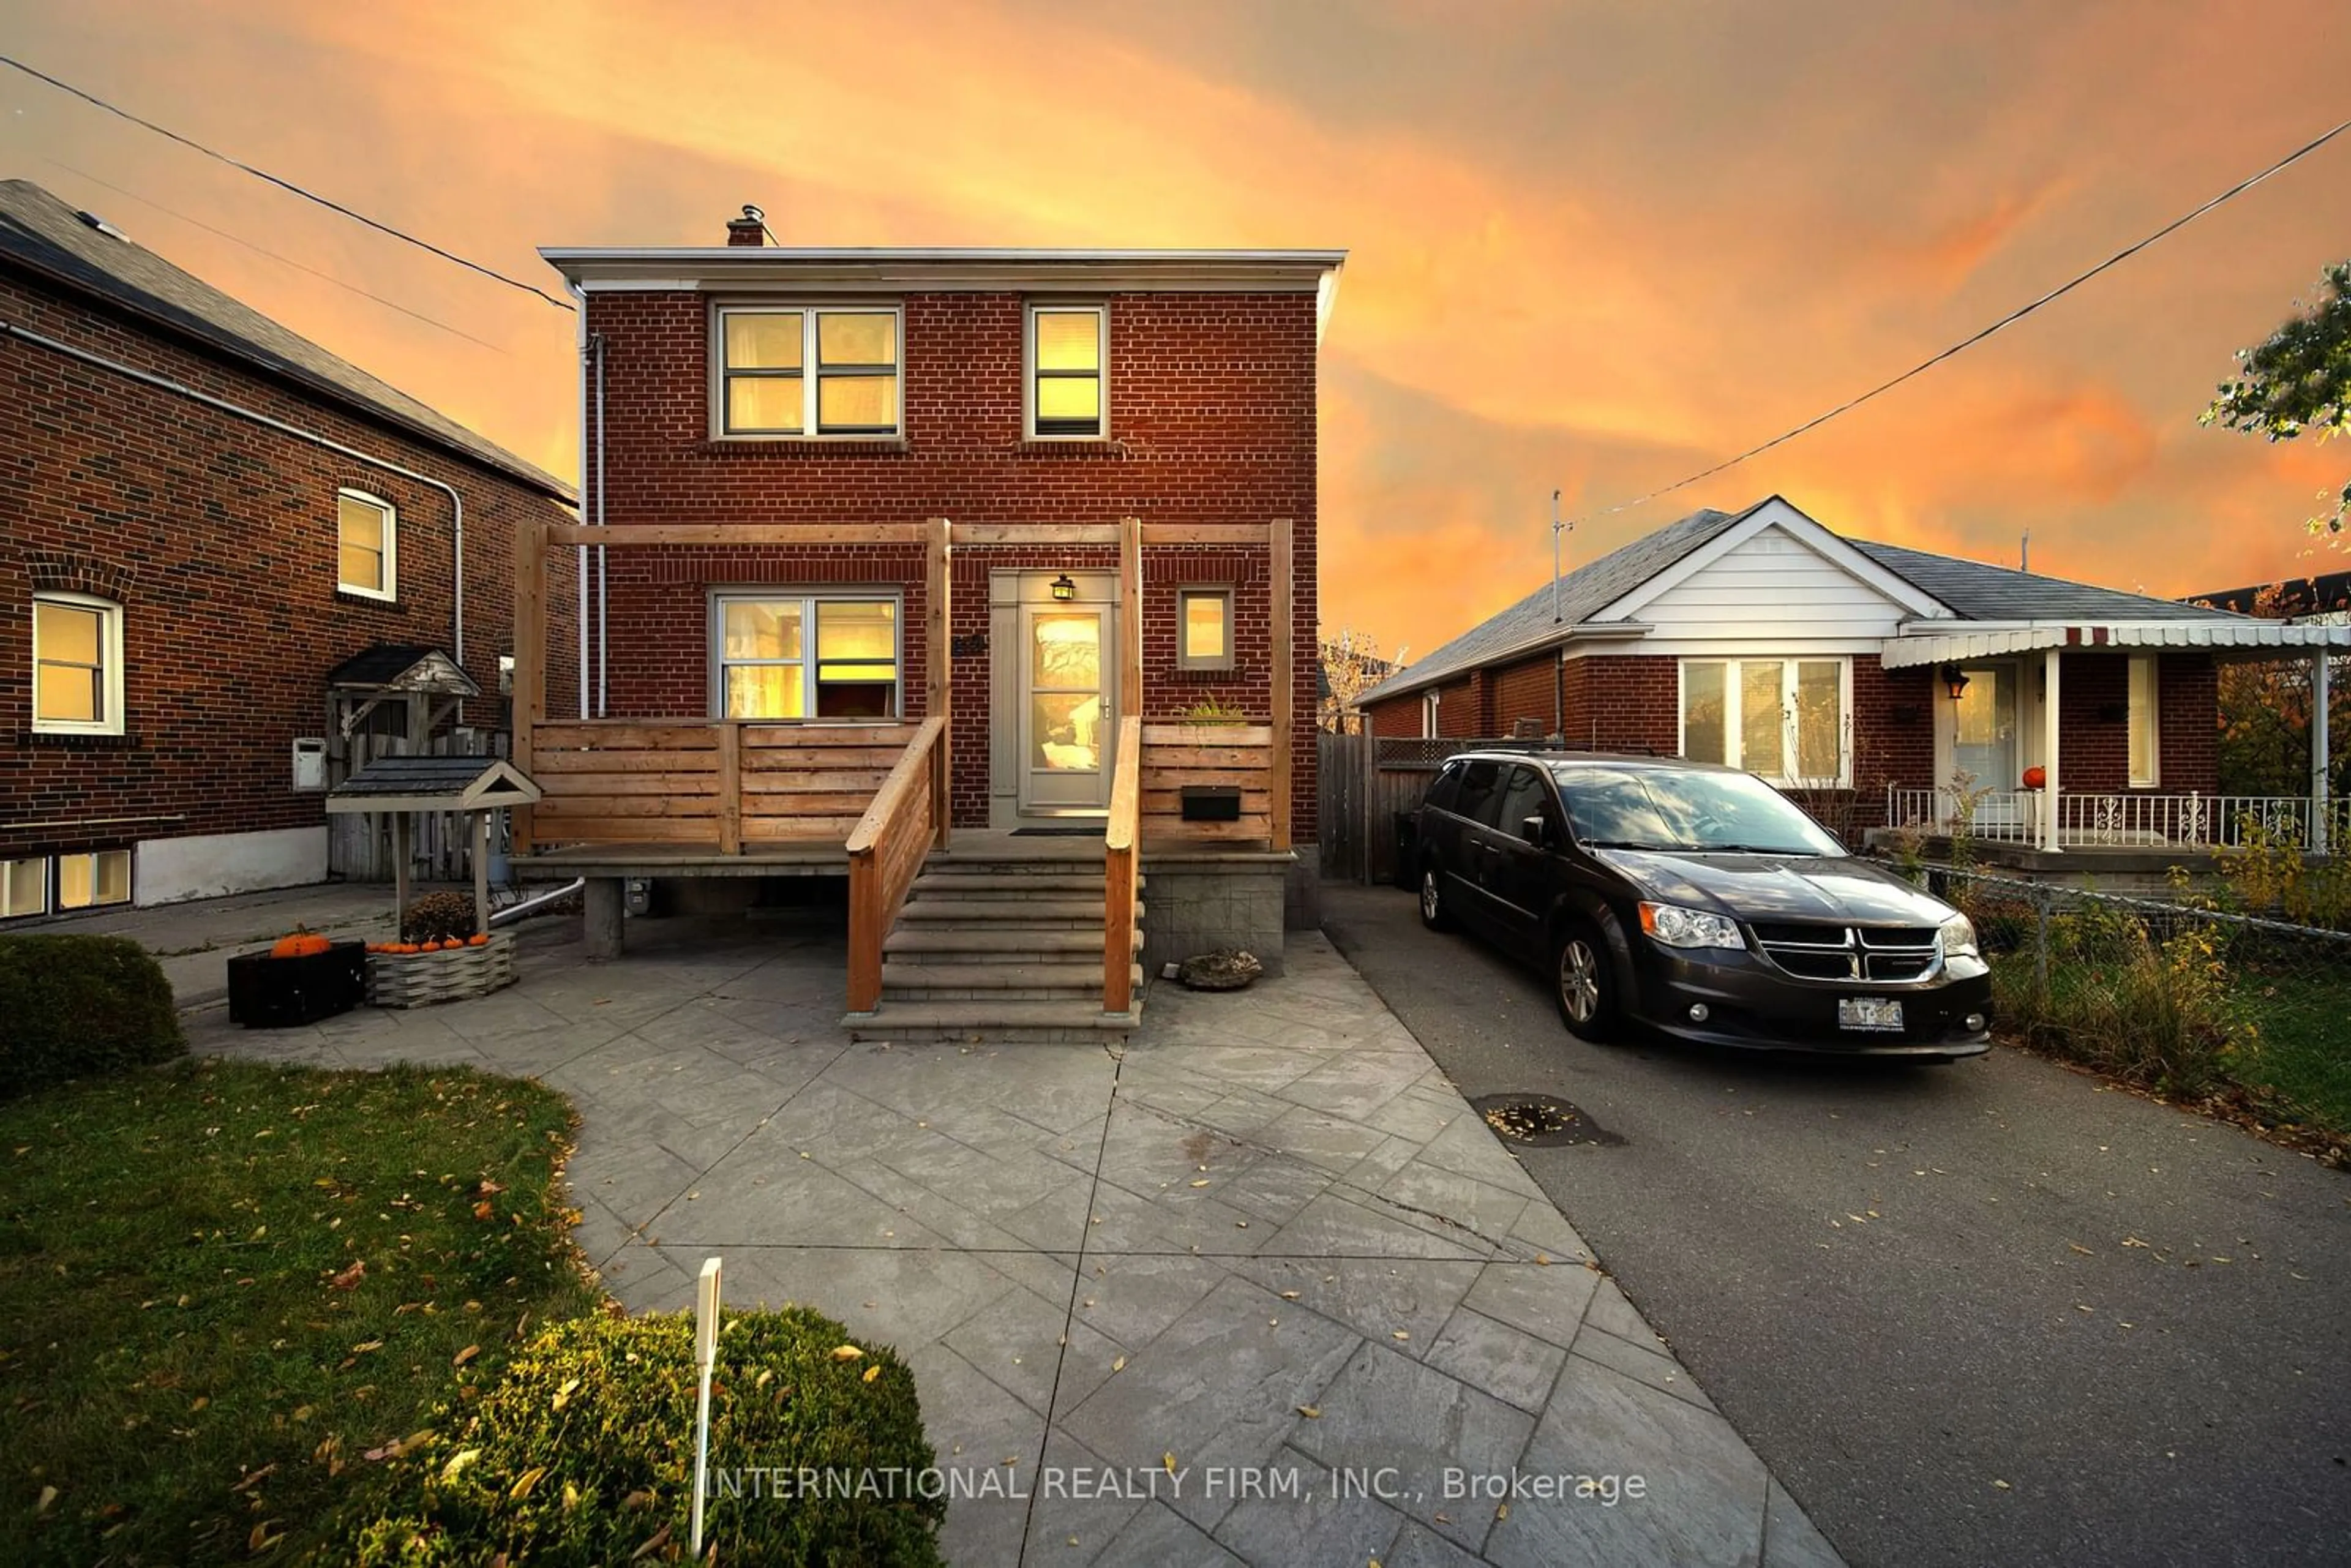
[1104,716,1142,1015]
[1886,786,2345,851]
[1139,722,1275,847]
[846,716,950,1013]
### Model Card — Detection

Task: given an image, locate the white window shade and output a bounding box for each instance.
[2127,656,2159,787]
[1678,658,1851,786]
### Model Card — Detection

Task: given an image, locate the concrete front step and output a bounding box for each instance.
[885,926,1142,961]
[898,896,1141,928]
[880,960,1140,1002]
[844,999,1141,1044]
[920,857,1112,878]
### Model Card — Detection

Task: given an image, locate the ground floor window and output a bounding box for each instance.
[2127,655,2159,787]
[1679,658,1849,785]
[1,857,46,918]
[56,850,132,911]
[711,591,902,720]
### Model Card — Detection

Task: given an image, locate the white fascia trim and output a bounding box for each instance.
[1594,497,1952,623]
[546,249,1345,295]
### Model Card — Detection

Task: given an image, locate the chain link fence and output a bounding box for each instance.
[1921,865,2351,1131]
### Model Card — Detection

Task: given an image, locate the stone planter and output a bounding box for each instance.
[366,931,517,1008]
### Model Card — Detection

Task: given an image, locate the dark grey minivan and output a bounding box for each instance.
[1414,750,1991,1057]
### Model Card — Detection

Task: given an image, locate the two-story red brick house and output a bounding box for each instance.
[0,179,576,913]
[525,212,1341,1036]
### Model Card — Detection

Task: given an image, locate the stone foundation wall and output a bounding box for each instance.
[1142,855,1289,977]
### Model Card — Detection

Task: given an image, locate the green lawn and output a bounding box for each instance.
[2229,960,2351,1137]
[0,1059,598,1565]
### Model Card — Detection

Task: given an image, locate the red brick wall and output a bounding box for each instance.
[0,266,576,872]
[2056,651,2217,795]
[1579,656,1680,754]
[1490,653,1558,735]
[585,287,1320,833]
[1365,691,1426,738]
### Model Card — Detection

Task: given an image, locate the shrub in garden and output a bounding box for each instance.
[0,934,184,1099]
[333,1305,945,1566]
[402,891,481,944]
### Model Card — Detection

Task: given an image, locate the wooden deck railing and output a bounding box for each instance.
[1141,722,1275,846]
[846,716,950,1012]
[528,719,920,850]
[1104,716,1144,1014]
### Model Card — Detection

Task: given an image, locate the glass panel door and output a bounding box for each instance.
[1020,605,1113,811]
[1952,665,2020,822]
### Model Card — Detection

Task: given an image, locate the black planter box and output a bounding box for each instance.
[1180,784,1242,822]
[227,942,367,1028]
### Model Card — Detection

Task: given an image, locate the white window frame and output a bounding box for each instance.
[337,488,398,601]
[1024,302,1109,440]
[56,849,132,910]
[1676,656,1854,787]
[708,589,906,721]
[30,591,126,737]
[2126,655,2160,788]
[1,855,48,919]
[1176,585,1235,671]
[713,304,904,440]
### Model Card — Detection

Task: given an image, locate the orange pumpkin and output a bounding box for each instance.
[2020,765,2047,790]
[467,933,490,947]
[271,931,332,959]
[391,942,418,955]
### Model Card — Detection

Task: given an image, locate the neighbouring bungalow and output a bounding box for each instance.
[519,211,1343,1038]
[1356,496,2349,868]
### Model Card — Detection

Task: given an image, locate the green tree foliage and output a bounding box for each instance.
[2203,261,2351,535]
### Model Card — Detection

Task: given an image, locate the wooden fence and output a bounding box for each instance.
[1140,722,1275,846]
[846,717,951,1011]
[1104,716,1142,1013]
[525,720,920,852]
[1318,735,1501,886]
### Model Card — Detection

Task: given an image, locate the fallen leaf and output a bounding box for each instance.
[1190,1180,1211,1188]
[622,1489,656,1510]
[36,1486,55,1517]
[2069,1244,2094,1256]
[510,1466,546,1500]
[552,1376,581,1411]
[452,1345,479,1367]
[629,1523,673,1560]
[862,1365,881,1384]
[440,1449,481,1482]
[1391,1330,1410,1341]
[1111,1356,1127,1373]
[1279,1291,1300,1301]
[831,1345,865,1362]
[1163,1452,1178,1476]
[1993,1479,2011,1490]
[1297,1405,1322,1419]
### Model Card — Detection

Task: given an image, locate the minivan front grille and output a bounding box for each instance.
[1750,925,1940,983]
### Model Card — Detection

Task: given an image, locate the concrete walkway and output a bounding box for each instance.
[195,915,1839,1566]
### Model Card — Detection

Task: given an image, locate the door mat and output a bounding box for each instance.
[1009,827,1102,837]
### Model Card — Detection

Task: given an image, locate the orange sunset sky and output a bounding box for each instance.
[4,0,2348,661]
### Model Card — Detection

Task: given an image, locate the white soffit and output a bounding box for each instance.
[1880,621,2351,668]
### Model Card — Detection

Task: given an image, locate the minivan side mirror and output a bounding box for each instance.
[1520,814,1551,848]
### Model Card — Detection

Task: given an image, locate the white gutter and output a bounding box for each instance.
[1,318,470,663]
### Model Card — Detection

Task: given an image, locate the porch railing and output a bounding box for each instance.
[846,716,951,1013]
[1104,716,1142,1015]
[1886,786,2347,852]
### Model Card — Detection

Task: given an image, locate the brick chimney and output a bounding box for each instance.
[726,204,767,247]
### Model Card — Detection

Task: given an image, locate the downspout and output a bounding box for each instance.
[1553,647,1564,738]
[2,318,469,663]
[594,329,609,718]
[572,283,591,721]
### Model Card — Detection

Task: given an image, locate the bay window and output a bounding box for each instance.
[713,593,901,720]
[718,306,901,437]
[1679,658,1849,785]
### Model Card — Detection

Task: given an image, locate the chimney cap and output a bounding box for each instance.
[725,204,768,247]
[740,204,765,224]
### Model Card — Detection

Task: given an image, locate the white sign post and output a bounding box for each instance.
[690,1256,722,1559]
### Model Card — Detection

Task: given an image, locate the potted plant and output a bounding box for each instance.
[364,891,516,1008]
[227,926,366,1027]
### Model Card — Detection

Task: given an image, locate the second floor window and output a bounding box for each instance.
[1029,305,1106,438]
[338,490,397,599]
[32,591,125,735]
[719,307,901,437]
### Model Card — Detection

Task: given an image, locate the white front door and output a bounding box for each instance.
[1951,664,2022,822]
[1018,599,1116,813]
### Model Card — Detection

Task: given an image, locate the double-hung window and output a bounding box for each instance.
[713,593,901,720]
[2126,655,2159,787]
[1027,305,1106,438]
[718,307,901,437]
[338,490,397,599]
[31,592,125,736]
[1679,658,1849,785]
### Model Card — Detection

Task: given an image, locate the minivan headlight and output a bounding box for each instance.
[1939,913,1979,960]
[1638,902,1744,951]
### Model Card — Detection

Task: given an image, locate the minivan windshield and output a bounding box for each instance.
[1547,764,1843,857]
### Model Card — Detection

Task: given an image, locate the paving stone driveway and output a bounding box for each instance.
[197,915,1840,1567]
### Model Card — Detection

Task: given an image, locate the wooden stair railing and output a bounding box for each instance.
[845,716,950,1013]
[1104,715,1143,1015]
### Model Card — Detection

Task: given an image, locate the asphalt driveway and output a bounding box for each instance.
[1321,879,2351,1568]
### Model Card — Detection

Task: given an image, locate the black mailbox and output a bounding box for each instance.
[1180,784,1243,822]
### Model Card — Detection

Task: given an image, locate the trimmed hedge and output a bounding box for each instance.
[334,1306,945,1566]
[0,934,184,1100]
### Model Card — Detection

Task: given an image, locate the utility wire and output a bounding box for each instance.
[34,156,511,352]
[1565,110,2351,528]
[1,53,571,309]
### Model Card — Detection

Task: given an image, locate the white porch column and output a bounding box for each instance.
[2040,646,2063,853]
[2315,647,2334,855]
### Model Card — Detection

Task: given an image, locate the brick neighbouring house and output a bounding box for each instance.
[522,214,1343,1035]
[1358,496,2348,863]
[0,179,577,913]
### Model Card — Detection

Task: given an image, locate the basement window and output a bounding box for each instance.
[57,849,130,910]
[712,593,901,720]
[718,306,901,437]
[1,857,46,918]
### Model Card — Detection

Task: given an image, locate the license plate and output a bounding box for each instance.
[1837,997,1904,1032]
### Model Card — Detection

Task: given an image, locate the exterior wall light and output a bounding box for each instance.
[1049,574,1078,602]
[1940,664,1971,702]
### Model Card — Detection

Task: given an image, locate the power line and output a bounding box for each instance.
[1,54,570,309]
[1564,109,2351,529]
[34,156,511,352]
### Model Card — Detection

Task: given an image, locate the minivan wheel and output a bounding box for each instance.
[1419,865,1452,931]
[1553,923,1617,1042]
